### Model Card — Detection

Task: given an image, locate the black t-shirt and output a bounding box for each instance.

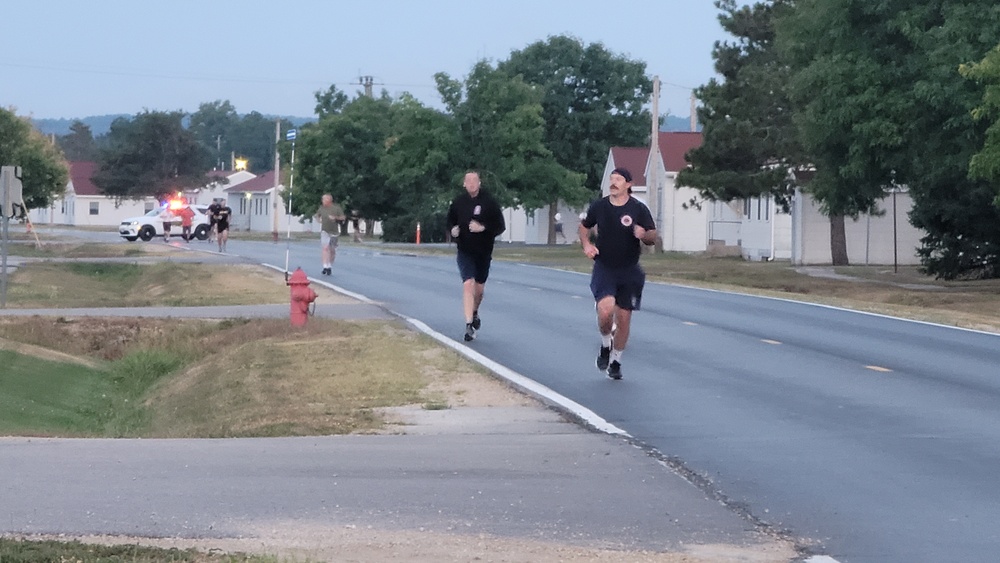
[581,196,656,269]
[208,203,222,222]
[447,190,506,256]
[215,206,232,228]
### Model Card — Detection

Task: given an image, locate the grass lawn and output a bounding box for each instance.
[0,351,113,436]
[0,537,270,562]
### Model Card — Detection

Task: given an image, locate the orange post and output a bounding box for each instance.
[416,222,421,245]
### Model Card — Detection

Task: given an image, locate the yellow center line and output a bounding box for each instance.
[761,339,782,345]
[866,365,893,373]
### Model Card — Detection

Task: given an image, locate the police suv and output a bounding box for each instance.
[119,202,212,242]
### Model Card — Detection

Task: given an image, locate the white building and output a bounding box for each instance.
[602,132,743,254]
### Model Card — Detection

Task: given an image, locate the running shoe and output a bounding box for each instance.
[471,311,481,330]
[464,323,476,342]
[596,345,611,371]
[607,360,623,380]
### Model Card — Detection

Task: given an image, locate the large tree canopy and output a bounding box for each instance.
[960,44,1000,187]
[0,107,68,210]
[56,121,99,162]
[497,35,652,195]
[293,92,395,224]
[189,101,291,173]
[92,111,213,200]
[436,61,586,212]
[679,0,802,209]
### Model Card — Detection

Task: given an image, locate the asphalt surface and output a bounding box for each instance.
[0,236,800,561]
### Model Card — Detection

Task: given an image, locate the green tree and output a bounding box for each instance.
[497,36,652,188]
[92,111,213,200]
[314,85,349,118]
[0,107,68,210]
[189,100,238,170]
[436,61,585,214]
[293,93,395,226]
[56,121,98,161]
[378,94,462,242]
[190,101,290,172]
[961,44,1000,186]
[498,35,650,242]
[779,0,923,265]
[679,0,802,209]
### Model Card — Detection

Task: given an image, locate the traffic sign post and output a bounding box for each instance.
[284,129,297,274]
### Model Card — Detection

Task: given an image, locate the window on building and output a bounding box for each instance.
[89,202,99,215]
[144,202,154,213]
[744,199,750,218]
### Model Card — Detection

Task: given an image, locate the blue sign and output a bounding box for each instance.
[286,129,297,141]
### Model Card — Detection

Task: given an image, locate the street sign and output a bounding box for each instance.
[286,129,297,141]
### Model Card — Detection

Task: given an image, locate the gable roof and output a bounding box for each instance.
[224,170,277,193]
[657,131,702,172]
[68,161,101,196]
[609,147,651,186]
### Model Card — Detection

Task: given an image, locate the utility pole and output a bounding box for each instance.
[690,92,698,132]
[356,75,382,98]
[648,76,662,252]
[272,120,280,241]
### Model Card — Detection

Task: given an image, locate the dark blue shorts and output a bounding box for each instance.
[457,250,492,284]
[590,261,645,310]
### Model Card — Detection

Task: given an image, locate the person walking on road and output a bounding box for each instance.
[207,198,222,243]
[214,201,232,252]
[447,170,506,342]
[316,194,345,276]
[578,167,657,380]
[159,205,175,242]
[554,212,567,243]
[177,203,196,243]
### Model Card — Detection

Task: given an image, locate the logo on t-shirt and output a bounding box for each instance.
[473,205,481,216]
[620,214,633,227]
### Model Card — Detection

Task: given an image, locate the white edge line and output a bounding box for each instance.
[260,263,375,304]
[804,556,843,563]
[261,263,629,437]
[405,317,630,437]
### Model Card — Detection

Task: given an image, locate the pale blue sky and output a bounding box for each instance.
[2,0,731,120]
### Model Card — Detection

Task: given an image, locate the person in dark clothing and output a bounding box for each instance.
[446,170,506,342]
[207,199,222,243]
[578,167,657,380]
[214,202,232,252]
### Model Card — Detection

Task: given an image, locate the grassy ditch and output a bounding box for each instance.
[4,262,292,308]
[0,316,481,438]
[0,537,270,562]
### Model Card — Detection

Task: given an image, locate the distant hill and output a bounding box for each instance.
[661,114,700,133]
[32,112,696,137]
[31,114,317,137]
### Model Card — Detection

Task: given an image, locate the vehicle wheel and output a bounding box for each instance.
[194,224,209,241]
[124,236,138,242]
[138,226,156,241]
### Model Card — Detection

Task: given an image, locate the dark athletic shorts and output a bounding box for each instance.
[590,261,645,311]
[457,250,492,284]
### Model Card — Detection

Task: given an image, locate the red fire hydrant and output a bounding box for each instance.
[287,267,318,327]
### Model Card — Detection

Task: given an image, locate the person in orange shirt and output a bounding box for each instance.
[177,203,196,243]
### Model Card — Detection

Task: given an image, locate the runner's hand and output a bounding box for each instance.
[451,225,460,238]
[633,225,647,240]
[468,220,485,233]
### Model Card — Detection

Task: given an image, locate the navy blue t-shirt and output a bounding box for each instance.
[581,196,656,269]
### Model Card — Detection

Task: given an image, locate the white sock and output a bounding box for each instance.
[601,333,613,348]
[610,349,623,363]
